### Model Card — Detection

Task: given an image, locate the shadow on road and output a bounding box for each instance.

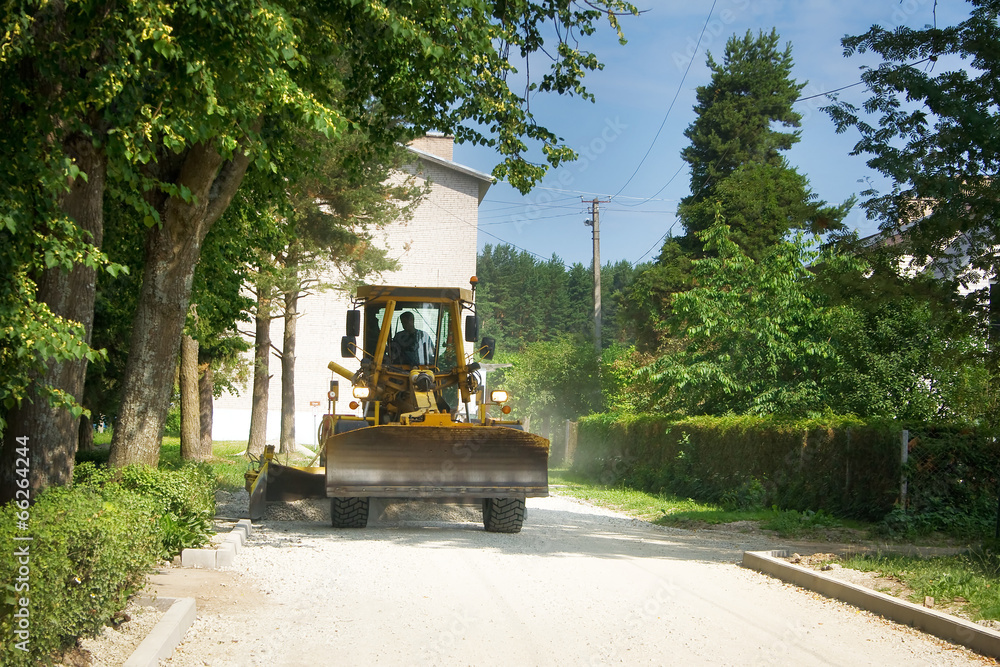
[249,497,789,564]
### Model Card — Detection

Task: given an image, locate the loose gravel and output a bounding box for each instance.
[73,490,994,666]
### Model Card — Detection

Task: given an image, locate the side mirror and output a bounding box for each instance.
[464,315,479,343]
[479,336,495,361]
[341,336,357,358]
[345,309,361,337]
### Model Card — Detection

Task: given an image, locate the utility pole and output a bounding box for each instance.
[584,198,609,357]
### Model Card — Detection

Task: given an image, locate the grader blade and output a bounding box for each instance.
[325,425,549,498]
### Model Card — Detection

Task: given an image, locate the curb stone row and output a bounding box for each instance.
[180,518,254,569]
[743,549,1000,660]
[123,518,254,664]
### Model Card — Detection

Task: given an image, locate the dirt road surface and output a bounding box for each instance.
[156,495,990,666]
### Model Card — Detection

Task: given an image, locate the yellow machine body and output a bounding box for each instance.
[247,283,549,532]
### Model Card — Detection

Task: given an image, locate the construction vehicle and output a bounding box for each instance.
[245,279,549,533]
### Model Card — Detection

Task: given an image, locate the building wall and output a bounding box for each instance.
[212,140,488,444]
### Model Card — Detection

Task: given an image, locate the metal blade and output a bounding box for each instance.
[325,424,549,498]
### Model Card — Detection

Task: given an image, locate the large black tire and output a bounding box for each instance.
[331,497,370,528]
[482,498,525,533]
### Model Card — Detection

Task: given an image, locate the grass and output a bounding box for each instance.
[839,547,1000,621]
[548,468,864,538]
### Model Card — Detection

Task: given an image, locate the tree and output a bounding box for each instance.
[642,216,849,416]
[1,0,640,481]
[109,0,637,467]
[491,337,601,433]
[0,0,136,500]
[823,0,1000,402]
[620,29,850,359]
[678,29,851,257]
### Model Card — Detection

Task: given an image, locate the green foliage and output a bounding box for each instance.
[821,279,992,423]
[623,29,849,360]
[0,485,159,664]
[476,244,641,352]
[574,412,1000,533]
[74,461,214,559]
[1,0,637,453]
[824,1,1000,287]
[157,437,252,492]
[877,426,1000,538]
[642,218,853,416]
[841,549,1000,621]
[759,508,839,535]
[573,412,902,520]
[491,336,601,426]
[600,344,653,414]
[678,29,849,255]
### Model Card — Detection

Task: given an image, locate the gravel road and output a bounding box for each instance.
[158,494,990,666]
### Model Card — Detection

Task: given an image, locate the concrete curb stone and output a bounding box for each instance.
[132,519,254,661]
[122,597,196,667]
[743,549,1000,659]
[179,519,253,570]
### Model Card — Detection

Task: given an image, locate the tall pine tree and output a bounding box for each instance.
[677,29,850,258]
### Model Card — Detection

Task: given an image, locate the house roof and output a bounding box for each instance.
[405,145,494,204]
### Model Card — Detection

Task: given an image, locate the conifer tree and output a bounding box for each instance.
[677,29,850,258]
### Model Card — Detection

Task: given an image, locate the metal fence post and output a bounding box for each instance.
[900,429,909,509]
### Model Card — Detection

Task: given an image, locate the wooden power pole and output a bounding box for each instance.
[584,198,609,357]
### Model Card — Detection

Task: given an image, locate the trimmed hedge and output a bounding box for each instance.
[0,464,214,665]
[574,413,917,520]
[0,486,158,664]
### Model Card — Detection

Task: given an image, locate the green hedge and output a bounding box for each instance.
[573,413,906,520]
[0,464,215,665]
[0,486,158,664]
[74,463,214,559]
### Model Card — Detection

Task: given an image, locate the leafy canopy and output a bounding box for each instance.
[824,0,1000,283]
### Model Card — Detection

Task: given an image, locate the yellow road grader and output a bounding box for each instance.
[245,280,549,533]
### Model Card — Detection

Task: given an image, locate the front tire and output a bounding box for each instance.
[331,497,370,528]
[482,498,525,533]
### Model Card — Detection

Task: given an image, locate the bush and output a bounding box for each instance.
[0,486,160,665]
[574,413,902,520]
[74,462,214,559]
[574,413,1000,533]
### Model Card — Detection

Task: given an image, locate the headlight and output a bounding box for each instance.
[352,386,370,399]
[490,390,508,403]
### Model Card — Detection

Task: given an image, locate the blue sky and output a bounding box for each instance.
[453,0,972,268]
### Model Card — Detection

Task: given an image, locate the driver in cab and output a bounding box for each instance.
[393,311,434,366]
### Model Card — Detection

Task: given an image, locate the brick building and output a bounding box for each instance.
[212,135,492,444]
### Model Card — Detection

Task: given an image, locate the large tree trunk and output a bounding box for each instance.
[199,361,214,459]
[247,291,273,456]
[0,139,105,503]
[179,334,201,460]
[109,141,251,467]
[279,289,298,454]
[78,414,94,453]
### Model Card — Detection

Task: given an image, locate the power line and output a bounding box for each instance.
[617,162,687,208]
[479,211,583,225]
[532,185,675,202]
[425,199,554,263]
[632,222,678,266]
[611,0,719,199]
[794,57,932,103]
